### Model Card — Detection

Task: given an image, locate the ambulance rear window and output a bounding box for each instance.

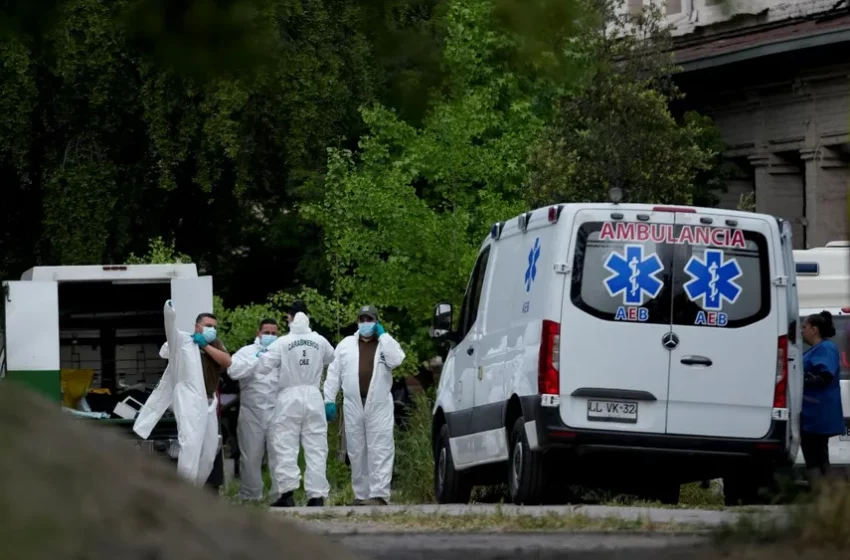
[669,233,771,328]
[570,221,771,328]
[571,222,673,326]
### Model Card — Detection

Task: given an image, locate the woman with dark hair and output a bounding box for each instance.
[800,310,844,486]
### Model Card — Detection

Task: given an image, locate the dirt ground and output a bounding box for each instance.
[1,382,846,560]
[0,384,360,560]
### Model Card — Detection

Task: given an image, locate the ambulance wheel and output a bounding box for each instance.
[434,424,472,504]
[509,417,548,505]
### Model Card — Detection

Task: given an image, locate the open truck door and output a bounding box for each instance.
[780,219,802,465]
[2,281,61,402]
[170,277,214,334]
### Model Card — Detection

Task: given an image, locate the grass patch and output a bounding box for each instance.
[714,478,850,550]
[289,508,707,533]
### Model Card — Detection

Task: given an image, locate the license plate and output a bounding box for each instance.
[587,400,638,424]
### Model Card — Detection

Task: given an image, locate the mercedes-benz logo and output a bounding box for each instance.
[661,332,679,350]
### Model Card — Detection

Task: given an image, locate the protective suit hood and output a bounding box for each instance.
[290,312,311,334]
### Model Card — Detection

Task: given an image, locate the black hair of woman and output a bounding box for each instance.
[806,310,836,339]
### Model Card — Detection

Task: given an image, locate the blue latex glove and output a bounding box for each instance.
[254,348,268,358]
[192,332,208,348]
[375,323,386,337]
[325,402,337,422]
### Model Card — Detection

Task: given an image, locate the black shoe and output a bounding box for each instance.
[306,497,325,507]
[353,499,366,506]
[270,492,295,508]
[365,497,388,506]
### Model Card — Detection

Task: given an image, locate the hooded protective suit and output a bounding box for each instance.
[228,338,280,501]
[256,312,335,499]
[322,329,405,501]
[134,301,219,486]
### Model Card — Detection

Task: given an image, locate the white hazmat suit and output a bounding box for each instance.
[322,329,405,502]
[255,312,335,499]
[228,338,280,501]
[134,301,219,486]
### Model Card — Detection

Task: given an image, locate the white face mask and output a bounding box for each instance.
[202,326,217,343]
[358,322,376,337]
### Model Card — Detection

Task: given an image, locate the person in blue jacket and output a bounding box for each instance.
[800,310,844,486]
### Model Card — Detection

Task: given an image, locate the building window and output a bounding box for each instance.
[628,0,643,15]
[667,0,682,14]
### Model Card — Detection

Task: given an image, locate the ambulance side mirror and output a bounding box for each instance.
[431,302,454,340]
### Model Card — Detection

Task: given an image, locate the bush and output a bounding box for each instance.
[392,393,436,504]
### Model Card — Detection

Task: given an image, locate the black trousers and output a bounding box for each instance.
[800,432,831,473]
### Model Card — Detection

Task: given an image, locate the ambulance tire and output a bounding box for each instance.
[434,424,472,504]
[509,417,548,505]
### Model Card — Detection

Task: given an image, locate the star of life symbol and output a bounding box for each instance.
[524,237,541,293]
[683,249,743,311]
[603,245,664,306]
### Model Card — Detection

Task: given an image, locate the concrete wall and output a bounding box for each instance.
[624,0,849,247]
[696,63,849,248]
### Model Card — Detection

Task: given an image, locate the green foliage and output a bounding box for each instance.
[737,191,756,212]
[309,0,570,370]
[124,237,192,265]
[213,296,279,351]
[393,392,437,503]
[1,0,734,379]
[0,0,383,303]
[526,0,728,207]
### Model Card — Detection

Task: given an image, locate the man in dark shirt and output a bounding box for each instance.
[358,324,379,404]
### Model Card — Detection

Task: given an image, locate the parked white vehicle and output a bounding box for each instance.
[1,265,213,450]
[792,242,850,470]
[430,200,802,506]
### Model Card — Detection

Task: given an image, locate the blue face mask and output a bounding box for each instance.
[358,322,376,337]
[202,327,217,343]
[260,334,277,348]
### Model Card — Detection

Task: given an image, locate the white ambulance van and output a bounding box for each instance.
[430,202,802,506]
[792,242,850,470]
[1,264,213,447]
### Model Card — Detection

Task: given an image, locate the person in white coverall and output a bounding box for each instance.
[255,302,335,507]
[227,318,280,501]
[134,302,232,487]
[323,305,405,506]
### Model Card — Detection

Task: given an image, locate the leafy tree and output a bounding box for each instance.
[308,0,578,371]
[0,0,410,303]
[526,0,729,207]
[124,237,192,265]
